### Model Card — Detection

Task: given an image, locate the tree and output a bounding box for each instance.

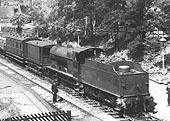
[10,13,30,35]
[23,0,170,61]
[28,0,51,37]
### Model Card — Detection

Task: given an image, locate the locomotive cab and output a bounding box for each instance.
[74,47,103,64]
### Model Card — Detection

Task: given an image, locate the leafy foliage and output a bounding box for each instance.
[10,13,30,34]
[16,0,170,61]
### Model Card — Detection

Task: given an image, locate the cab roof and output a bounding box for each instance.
[6,33,42,42]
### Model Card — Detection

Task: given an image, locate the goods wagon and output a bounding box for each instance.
[26,40,56,75]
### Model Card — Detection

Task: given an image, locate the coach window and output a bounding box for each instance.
[43,48,49,56]
[7,40,9,47]
[8,40,10,46]
[11,41,13,47]
[10,40,12,47]
[14,8,18,13]
[12,40,14,47]
[16,43,18,48]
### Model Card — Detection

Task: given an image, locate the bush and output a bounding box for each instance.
[127,40,145,62]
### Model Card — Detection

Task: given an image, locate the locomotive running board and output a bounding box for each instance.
[45,66,79,87]
[45,66,78,80]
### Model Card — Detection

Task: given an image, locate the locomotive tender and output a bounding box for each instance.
[0,33,156,116]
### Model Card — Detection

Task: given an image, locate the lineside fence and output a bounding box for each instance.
[1,111,71,121]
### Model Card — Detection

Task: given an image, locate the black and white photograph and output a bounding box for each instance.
[0,0,170,121]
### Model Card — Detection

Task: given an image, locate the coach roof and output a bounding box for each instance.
[6,34,42,43]
[26,40,56,47]
[6,34,29,41]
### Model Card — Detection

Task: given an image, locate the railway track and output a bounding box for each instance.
[0,60,90,120]
[0,57,162,121]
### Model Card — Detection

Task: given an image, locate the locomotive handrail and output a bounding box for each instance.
[45,66,78,80]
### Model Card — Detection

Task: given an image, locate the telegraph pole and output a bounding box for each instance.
[30,0,32,9]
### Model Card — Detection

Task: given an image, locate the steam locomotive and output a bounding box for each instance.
[0,33,156,116]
